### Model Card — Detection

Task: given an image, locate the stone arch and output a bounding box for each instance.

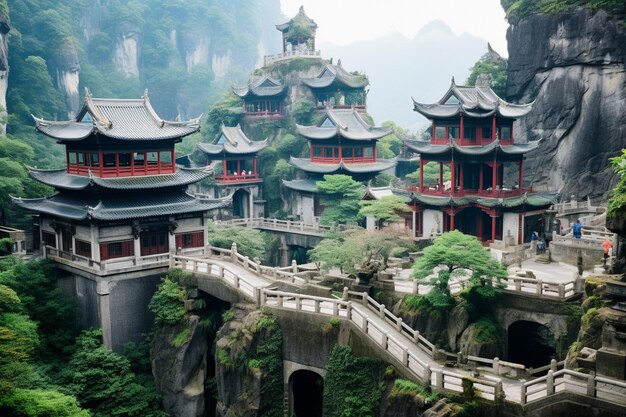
[232,188,251,219]
[508,320,557,368]
[495,307,569,363]
[285,362,325,417]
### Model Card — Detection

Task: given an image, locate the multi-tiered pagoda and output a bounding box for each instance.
[405,78,556,243]
[301,61,369,111]
[233,74,287,119]
[195,124,268,218]
[12,90,226,349]
[284,108,396,223]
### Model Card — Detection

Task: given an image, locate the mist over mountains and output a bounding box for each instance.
[320,20,490,132]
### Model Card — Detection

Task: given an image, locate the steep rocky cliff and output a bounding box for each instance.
[505,7,626,201]
[0,6,9,135]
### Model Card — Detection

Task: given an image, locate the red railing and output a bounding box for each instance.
[310,157,376,164]
[67,163,175,177]
[215,174,262,183]
[406,185,529,198]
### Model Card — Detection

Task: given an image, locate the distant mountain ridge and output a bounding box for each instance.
[320,20,489,131]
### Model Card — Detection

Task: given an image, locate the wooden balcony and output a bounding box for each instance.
[406,185,528,198]
[215,174,263,184]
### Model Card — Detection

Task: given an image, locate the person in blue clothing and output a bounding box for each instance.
[572,219,582,239]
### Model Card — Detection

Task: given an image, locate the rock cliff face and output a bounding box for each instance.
[0,10,9,135]
[151,316,209,417]
[505,8,626,201]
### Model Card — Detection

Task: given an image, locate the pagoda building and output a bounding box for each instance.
[233,74,287,119]
[300,61,369,111]
[12,90,226,350]
[405,78,556,243]
[283,108,396,223]
[194,124,268,219]
[276,5,318,54]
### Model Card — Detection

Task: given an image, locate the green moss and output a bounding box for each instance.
[471,319,499,344]
[216,347,232,368]
[222,309,234,322]
[171,326,191,347]
[502,0,626,22]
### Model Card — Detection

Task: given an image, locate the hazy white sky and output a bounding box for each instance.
[279,0,510,55]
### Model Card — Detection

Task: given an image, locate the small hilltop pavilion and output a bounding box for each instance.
[194,124,268,219]
[283,108,396,223]
[300,61,369,111]
[233,74,287,120]
[13,89,227,350]
[405,77,556,244]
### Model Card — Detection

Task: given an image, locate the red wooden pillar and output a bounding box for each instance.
[477,215,483,241]
[518,160,523,191]
[459,163,464,191]
[518,213,523,245]
[451,162,456,192]
[479,165,484,192]
[439,162,443,189]
[253,158,258,176]
[223,158,226,177]
[460,114,464,143]
[450,213,455,231]
[491,215,497,241]
[491,162,497,191]
[237,160,241,175]
[419,159,424,192]
[492,115,496,142]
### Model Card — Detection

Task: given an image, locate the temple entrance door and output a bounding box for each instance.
[232,189,251,219]
[61,227,72,252]
[140,229,169,256]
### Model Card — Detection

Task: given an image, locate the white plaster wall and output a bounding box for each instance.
[503,212,520,243]
[423,209,442,237]
[74,225,91,241]
[366,215,376,231]
[298,194,315,224]
[99,225,133,241]
[174,217,204,233]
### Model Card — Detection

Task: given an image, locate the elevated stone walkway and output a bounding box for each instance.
[173,248,626,410]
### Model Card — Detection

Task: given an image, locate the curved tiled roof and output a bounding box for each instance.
[197,125,269,155]
[34,89,200,141]
[12,192,228,221]
[276,6,318,33]
[412,78,533,119]
[233,75,286,98]
[289,157,396,174]
[296,108,391,141]
[28,167,211,190]
[408,192,558,209]
[301,64,368,89]
[282,179,318,193]
[403,139,541,156]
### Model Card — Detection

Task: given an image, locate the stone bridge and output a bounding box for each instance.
[172,247,626,415]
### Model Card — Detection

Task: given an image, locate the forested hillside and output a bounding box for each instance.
[0,0,283,227]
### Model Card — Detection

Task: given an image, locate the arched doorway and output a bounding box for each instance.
[290,370,323,417]
[508,321,556,368]
[232,189,251,219]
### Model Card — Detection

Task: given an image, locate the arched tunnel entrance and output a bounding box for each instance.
[290,370,323,417]
[508,320,556,368]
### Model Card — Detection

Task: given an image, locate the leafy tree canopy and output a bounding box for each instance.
[316,174,364,225]
[466,51,507,97]
[208,221,267,261]
[358,195,411,228]
[608,149,626,221]
[412,231,507,307]
[309,228,414,275]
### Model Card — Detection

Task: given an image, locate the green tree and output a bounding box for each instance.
[466,51,507,97]
[309,228,413,277]
[316,174,364,225]
[406,161,450,187]
[61,329,166,417]
[607,149,626,226]
[0,258,79,357]
[377,121,411,159]
[0,389,90,417]
[359,195,411,229]
[412,231,507,308]
[207,221,267,261]
[148,273,187,327]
